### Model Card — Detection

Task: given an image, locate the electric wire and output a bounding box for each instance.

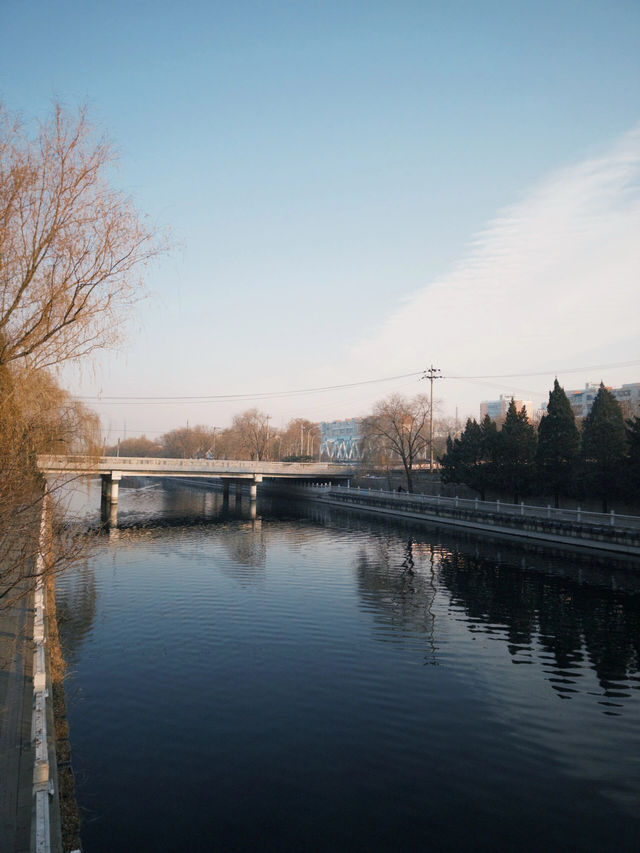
[76,358,640,406]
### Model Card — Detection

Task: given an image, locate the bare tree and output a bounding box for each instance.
[0,102,163,369]
[0,101,163,607]
[230,409,272,460]
[279,418,318,460]
[363,394,430,492]
[161,425,216,458]
[104,434,162,457]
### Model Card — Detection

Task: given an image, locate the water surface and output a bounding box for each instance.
[56,481,640,852]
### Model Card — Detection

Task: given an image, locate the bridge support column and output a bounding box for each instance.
[235,482,243,499]
[100,472,122,526]
[109,472,122,505]
[222,481,230,503]
[249,475,262,502]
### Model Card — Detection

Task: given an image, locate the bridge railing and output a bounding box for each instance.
[317,485,640,532]
[37,455,354,476]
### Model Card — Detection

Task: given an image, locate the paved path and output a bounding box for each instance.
[0,590,35,852]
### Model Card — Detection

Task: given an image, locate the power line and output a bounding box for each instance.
[447,359,640,380]
[76,371,424,404]
[75,358,640,406]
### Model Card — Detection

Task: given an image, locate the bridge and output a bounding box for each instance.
[37,455,353,515]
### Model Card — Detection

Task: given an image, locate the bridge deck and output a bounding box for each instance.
[37,455,352,480]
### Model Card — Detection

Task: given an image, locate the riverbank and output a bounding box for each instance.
[46,575,81,852]
[264,483,640,559]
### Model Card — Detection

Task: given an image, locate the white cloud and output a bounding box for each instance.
[339,125,640,416]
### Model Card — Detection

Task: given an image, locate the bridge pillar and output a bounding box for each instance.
[100,472,122,519]
[109,472,122,504]
[100,472,122,526]
[249,475,262,502]
[222,481,230,502]
[235,482,243,499]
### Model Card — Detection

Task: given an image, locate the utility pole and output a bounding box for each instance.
[422,365,443,475]
[265,415,271,461]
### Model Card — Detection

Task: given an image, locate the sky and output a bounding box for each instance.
[1,0,639,441]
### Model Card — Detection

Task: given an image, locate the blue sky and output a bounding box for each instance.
[2,1,639,439]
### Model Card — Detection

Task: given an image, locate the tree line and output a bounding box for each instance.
[108,392,453,493]
[440,380,639,512]
[106,412,321,463]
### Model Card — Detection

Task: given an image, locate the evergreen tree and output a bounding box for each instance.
[497,400,537,503]
[479,414,500,498]
[536,379,580,507]
[624,416,640,503]
[581,383,626,512]
[440,416,499,500]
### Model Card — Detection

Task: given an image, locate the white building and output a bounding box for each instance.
[567,382,640,418]
[320,418,363,461]
[480,395,533,422]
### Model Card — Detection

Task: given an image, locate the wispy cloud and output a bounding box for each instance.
[341,125,640,413]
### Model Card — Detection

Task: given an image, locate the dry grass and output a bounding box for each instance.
[46,575,82,852]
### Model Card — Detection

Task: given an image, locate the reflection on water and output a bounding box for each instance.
[356,537,439,665]
[56,481,640,853]
[437,551,640,712]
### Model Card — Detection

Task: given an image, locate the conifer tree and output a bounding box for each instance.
[440,416,500,500]
[624,416,640,503]
[581,383,626,512]
[537,379,580,507]
[497,400,537,503]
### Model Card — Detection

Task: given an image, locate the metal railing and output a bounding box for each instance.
[305,484,640,532]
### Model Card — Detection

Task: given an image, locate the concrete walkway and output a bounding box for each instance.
[0,590,35,852]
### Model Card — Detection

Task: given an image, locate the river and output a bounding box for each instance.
[55,479,640,852]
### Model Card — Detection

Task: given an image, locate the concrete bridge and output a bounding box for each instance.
[37,454,353,514]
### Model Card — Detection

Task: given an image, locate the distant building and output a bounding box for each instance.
[320,418,363,461]
[480,395,533,422]
[566,382,640,418]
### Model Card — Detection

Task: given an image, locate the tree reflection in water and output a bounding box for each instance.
[437,552,639,711]
[355,536,439,665]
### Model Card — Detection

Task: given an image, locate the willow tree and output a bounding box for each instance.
[0,102,161,605]
[0,366,100,607]
[0,102,161,369]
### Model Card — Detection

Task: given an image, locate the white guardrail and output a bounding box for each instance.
[309,484,640,532]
